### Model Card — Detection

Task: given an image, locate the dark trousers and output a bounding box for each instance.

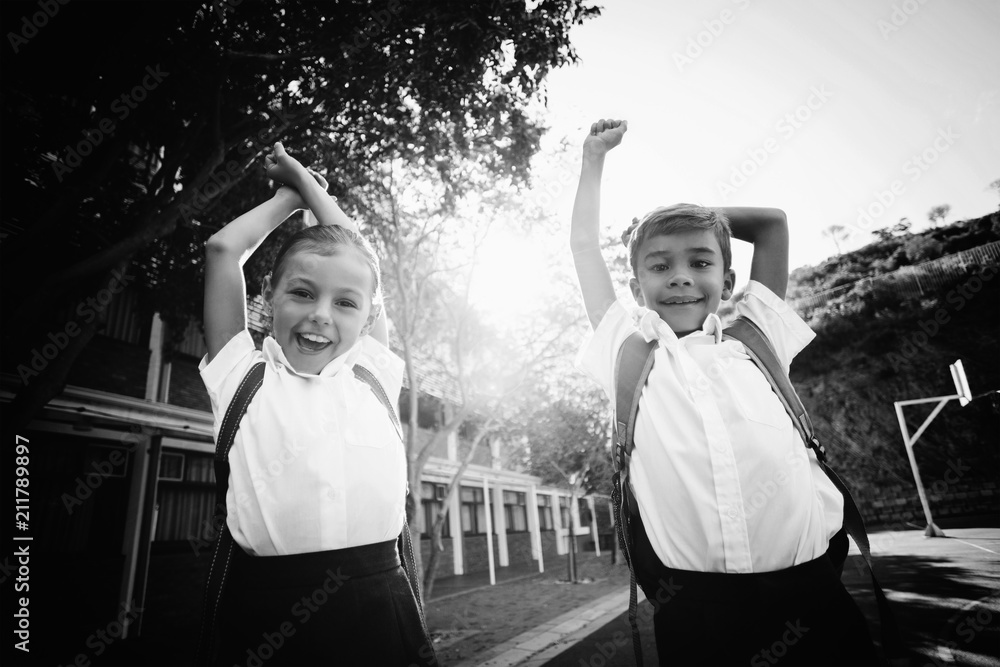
[630,513,880,666]
[215,539,437,667]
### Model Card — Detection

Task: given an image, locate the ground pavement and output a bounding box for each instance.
[461,523,999,667]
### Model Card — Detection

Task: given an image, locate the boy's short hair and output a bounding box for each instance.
[623,204,732,276]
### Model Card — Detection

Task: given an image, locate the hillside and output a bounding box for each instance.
[785,212,1000,525]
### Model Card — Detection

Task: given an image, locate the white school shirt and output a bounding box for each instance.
[576,280,844,574]
[199,329,407,556]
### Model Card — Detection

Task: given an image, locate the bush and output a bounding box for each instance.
[904,235,945,263]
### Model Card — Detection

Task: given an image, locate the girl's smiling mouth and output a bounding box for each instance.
[296,331,333,352]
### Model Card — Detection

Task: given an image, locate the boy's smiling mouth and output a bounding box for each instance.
[295,331,333,352]
[661,295,704,305]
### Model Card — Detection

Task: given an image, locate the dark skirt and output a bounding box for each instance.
[214,539,437,667]
[630,513,880,667]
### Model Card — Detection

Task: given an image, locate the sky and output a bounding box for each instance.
[474,0,1000,313]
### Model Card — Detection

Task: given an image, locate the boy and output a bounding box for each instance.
[571,119,879,665]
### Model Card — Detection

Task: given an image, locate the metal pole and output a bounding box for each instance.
[483,477,496,585]
[894,401,947,537]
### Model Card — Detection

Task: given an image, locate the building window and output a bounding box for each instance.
[461,486,489,535]
[421,482,450,539]
[185,456,215,483]
[537,494,554,531]
[158,452,185,481]
[559,496,571,529]
[153,450,214,543]
[578,498,592,527]
[503,491,528,533]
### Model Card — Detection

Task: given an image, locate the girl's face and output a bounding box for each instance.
[263,249,375,374]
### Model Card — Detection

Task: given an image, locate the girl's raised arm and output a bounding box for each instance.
[265,143,390,347]
[203,188,303,362]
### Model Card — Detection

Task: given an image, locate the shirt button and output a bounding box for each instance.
[727,507,740,520]
[713,441,726,453]
[327,488,338,501]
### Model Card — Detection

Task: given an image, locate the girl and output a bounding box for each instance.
[196,142,437,666]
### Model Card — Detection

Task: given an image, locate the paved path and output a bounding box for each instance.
[450,588,632,667]
[468,526,1000,667]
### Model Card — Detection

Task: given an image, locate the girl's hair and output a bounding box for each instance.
[622,203,732,276]
[270,224,384,313]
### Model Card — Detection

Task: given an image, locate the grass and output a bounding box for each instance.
[425,552,630,665]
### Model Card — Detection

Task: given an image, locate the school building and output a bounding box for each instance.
[0,288,612,664]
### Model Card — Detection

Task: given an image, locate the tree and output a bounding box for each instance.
[821,224,849,255]
[871,217,912,242]
[988,178,1000,207]
[0,0,601,429]
[927,204,951,226]
[502,374,616,576]
[359,157,579,599]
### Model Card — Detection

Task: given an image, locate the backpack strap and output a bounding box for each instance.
[196,361,266,666]
[353,364,403,442]
[722,318,826,460]
[613,332,657,512]
[352,364,423,612]
[723,316,905,661]
[612,331,656,666]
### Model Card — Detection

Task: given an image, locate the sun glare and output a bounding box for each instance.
[470,227,556,328]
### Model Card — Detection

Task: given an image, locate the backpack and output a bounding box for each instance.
[611,315,904,665]
[195,361,422,665]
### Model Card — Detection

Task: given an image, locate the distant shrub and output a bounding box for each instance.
[904,235,945,263]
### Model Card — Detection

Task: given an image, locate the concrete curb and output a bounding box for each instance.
[451,588,632,667]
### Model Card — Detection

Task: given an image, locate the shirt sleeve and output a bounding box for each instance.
[359,335,405,403]
[574,298,640,403]
[735,280,815,374]
[198,329,259,418]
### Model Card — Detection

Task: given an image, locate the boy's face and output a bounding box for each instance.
[629,229,735,336]
[263,250,375,374]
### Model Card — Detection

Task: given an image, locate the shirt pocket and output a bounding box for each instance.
[343,397,398,449]
[729,366,791,432]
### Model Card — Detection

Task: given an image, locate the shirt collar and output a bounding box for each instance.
[634,308,724,348]
[701,313,724,343]
[262,335,362,378]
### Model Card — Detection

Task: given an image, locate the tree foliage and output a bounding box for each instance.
[821,223,849,255]
[871,218,911,243]
[927,203,951,226]
[0,0,600,426]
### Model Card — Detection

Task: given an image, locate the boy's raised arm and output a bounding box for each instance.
[571,119,627,329]
[719,207,789,300]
